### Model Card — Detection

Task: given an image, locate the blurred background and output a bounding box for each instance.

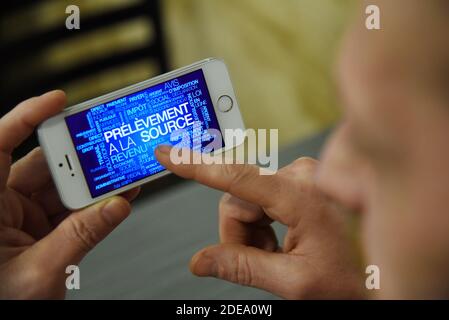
[1,0,355,159]
[1,0,356,299]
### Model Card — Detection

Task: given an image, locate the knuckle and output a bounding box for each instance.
[292,157,318,170]
[224,164,254,188]
[221,252,254,287]
[218,193,235,216]
[62,216,100,252]
[280,157,319,182]
[218,192,232,207]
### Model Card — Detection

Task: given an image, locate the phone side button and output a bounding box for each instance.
[217,95,233,112]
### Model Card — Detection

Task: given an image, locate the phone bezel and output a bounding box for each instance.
[37,58,245,210]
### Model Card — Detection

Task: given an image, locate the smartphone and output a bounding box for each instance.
[38,58,245,210]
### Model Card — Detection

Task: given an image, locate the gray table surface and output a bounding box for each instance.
[67,131,329,299]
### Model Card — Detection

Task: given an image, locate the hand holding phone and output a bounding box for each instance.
[38,58,245,209]
[0,91,140,299]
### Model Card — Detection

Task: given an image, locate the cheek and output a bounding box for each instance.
[361,184,407,297]
[362,157,449,297]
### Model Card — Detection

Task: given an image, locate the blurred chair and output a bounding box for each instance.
[1,0,168,160]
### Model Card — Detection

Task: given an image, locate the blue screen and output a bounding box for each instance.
[65,69,222,198]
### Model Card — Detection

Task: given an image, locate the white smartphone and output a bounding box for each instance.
[38,58,245,210]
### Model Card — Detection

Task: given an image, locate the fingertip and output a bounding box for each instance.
[111,195,132,212]
[154,145,172,163]
[156,144,172,154]
[189,250,202,275]
[190,247,218,277]
[100,196,132,226]
[41,89,66,99]
[30,145,43,157]
[121,187,141,202]
[41,90,67,108]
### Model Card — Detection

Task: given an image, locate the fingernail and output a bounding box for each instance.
[101,197,131,226]
[193,255,218,277]
[157,144,172,155]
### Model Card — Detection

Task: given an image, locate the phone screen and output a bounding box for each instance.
[65,69,223,198]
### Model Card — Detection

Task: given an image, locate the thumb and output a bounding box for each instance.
[32,196,131,271]
[190,243,306,299]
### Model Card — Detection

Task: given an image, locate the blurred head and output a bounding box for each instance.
[317,0,449,298]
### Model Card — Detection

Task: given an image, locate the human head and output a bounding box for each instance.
[317,0,449,298]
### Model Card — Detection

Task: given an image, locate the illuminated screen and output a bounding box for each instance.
[65,69,223,198]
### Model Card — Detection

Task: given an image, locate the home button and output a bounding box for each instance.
[217,95,233,112]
